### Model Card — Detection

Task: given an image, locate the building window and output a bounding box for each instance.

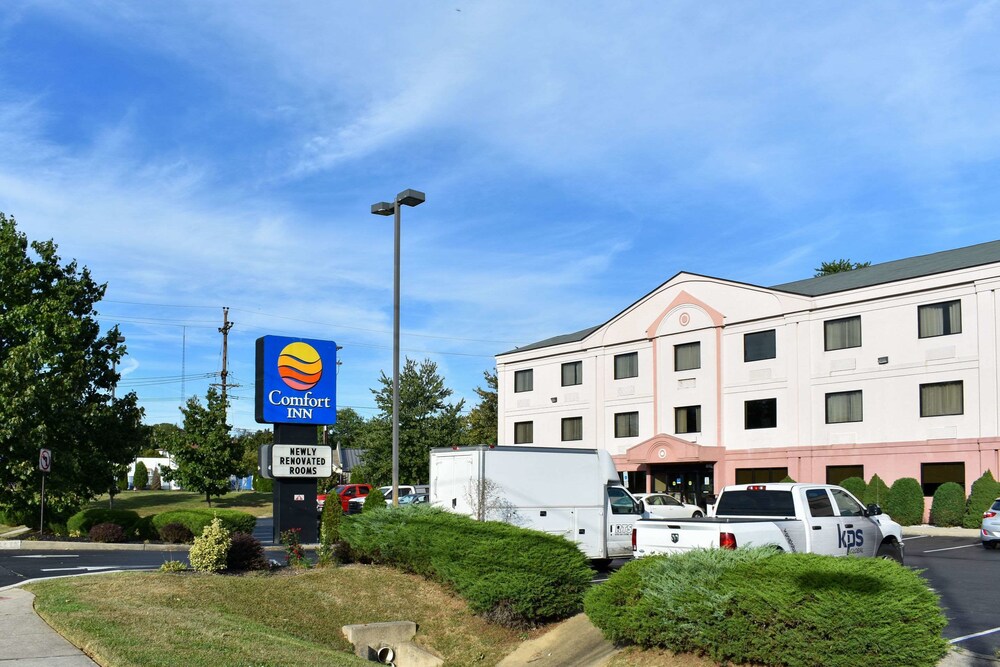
[920,381,963,417]
[674,342,701,371]
[826,465,864,486]
[745,398,777,429]
[561,416,583,441]
[514,421,533,444]
[826,390,863,424]
[675,405,701,433]
[614,412,639,438]
[744,330,776,362]
[824,316,862,351]
[514,369,533,393]
[919,300,962,338]
[921,462,965,496]
[561,361,582,387]
[614,352,638,379]
[735,467,788,484]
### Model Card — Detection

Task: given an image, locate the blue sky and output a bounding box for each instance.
[3,2,1000,432]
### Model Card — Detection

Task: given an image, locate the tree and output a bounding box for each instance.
[162,387,239,506]
[233,428,273,479]
[463,370,497,446]
[132,461,149,490]
[814,259,871,276]
[863,474,890,507]
[963,470,1000,529]
[318,407,369,490]
[150,466,162,491]
[355,358,464,486]
[0,213,146,524]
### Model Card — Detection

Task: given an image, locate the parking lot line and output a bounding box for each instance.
[901,535,929,540]
[922,543,980,553]
[949,626,1000,644]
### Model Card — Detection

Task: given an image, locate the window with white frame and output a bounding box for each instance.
[614,412,638,438]
[561,416,583,441]
[514,421,533,444]
[920,381,963,417]
[824,316,862,351]
[918,300,962,338]
[561,361,582,386]
[674,342,701,371]
[825,390,863,424]
[514,369,533,393]
[614,352,638,379]
[744,330,776,362]
[675,405,701,433]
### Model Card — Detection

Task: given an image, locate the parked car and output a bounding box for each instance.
[399,492,428,505]
[634,492,704,519]
[317,483,371,514]
[346,485,422,514]
[982,498,1000,549]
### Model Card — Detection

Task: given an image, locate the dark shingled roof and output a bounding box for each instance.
[499,239,1000,356]
[770,239,1000,296]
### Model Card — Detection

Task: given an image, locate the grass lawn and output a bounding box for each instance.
[86,490,273,518]
[27,565,539,667]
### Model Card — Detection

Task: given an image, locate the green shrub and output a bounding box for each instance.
[89,522,126,543]
[778,475,796,483]
[341,506,593,626]
[132,461,148,490]
[317,495,344,566]
[117,471,129,492]
[150,467,162,491]
[254,476,273,493]
[863,473,890,507]
[964,470,1000,528]
[159,560,188,573]
[885,477,925,526]
[839,476,867,502]
[226,532,269,571]
[151,509,256,537]
[158,522,194,544]
[931,482,966,527]
[67,509,152,540]
[585,548,948,667]
[189,517,231,573]
[362,487,386,513]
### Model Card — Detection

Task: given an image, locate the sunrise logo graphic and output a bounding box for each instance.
[277,342,323,391]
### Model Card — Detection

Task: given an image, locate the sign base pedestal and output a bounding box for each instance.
[272,424,319,545]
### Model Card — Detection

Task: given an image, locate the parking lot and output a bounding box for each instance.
[904,534,1000,658]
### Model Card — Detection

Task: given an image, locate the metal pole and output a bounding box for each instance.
[39,474,45,534]
[392,200,401,508]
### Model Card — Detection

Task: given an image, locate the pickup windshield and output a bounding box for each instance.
[715,490,795,517]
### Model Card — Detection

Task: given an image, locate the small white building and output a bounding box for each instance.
[496,239,1000,513]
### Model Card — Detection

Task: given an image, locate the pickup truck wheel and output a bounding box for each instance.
[691,511,704,518]
[877,541,903,564]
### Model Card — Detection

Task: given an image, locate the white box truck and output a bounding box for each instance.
[429,445,642,562]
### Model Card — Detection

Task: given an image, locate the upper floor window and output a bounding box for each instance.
[614,412,639,438]
[614,352,638,379]
[920,381,963,417]
[744,330,776,362]
[674,342,701,371]
[826,390,863,424]
[919,300,962,338]
[561,361,582,387]
[824,316,861,351]
[514,421,533,444]
[745,398,777,429]
[675,405,701,433]
[514,369,533,393]
[561,416,583,441]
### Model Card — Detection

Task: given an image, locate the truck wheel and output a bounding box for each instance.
[877,541,903,564]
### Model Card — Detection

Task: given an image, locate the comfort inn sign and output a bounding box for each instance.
[255,335,338,425]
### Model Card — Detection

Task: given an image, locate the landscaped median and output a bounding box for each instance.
[585,546,949,667]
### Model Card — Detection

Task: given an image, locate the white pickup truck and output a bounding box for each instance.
[632,483,905,563]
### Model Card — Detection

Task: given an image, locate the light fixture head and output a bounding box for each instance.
[371,201,395,216]
[396,189,425,207]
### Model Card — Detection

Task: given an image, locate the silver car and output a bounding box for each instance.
[983,498,1000,549]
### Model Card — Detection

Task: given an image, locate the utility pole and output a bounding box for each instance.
[217,307,235,414]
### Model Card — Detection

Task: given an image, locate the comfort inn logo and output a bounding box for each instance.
[255,336,337,425]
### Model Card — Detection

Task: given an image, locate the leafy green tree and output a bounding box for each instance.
[150,466,162,491]
[148,423,184,453]
[462,370,497,446]
[233,428,272,478]
[963,470,1000,528]
[814,259,871,276]
[162,387,239,506]
[0,213,145,524]
[132,461,149,490]
[356,358,464,486]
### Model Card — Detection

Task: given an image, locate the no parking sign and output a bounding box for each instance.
[38,448,51,473]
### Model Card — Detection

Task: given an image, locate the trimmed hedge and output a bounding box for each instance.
[963,470,1000,529]
[885,477,925,526]
[863,473,890,507]
[839,476,867,502]
[930,482,966,527]
[67,509,155,540]
[133,461,149,490]
[151,509,256,538]
[340,506,593,626]
[362,487,386,513]
[585,548,948,667]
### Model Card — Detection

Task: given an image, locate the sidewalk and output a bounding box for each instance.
[0,586,97,665]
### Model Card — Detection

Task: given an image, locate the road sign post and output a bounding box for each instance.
[38,449,51,534]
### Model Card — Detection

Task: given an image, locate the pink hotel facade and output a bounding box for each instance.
[495,240,1000,512]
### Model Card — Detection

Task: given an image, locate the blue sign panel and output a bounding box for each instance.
[255,336,337,425]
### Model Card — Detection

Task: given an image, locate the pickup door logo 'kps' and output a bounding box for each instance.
[837,525,864,551]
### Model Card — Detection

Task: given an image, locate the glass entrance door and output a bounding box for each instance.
[652,464,715,509]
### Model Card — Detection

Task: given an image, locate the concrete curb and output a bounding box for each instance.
[902,525,981,538]
[0,540,292,552]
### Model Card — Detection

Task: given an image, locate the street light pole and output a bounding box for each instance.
[112,334,125,400]
[371,189,425,507]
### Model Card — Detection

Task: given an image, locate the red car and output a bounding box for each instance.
[317,483,371,514]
